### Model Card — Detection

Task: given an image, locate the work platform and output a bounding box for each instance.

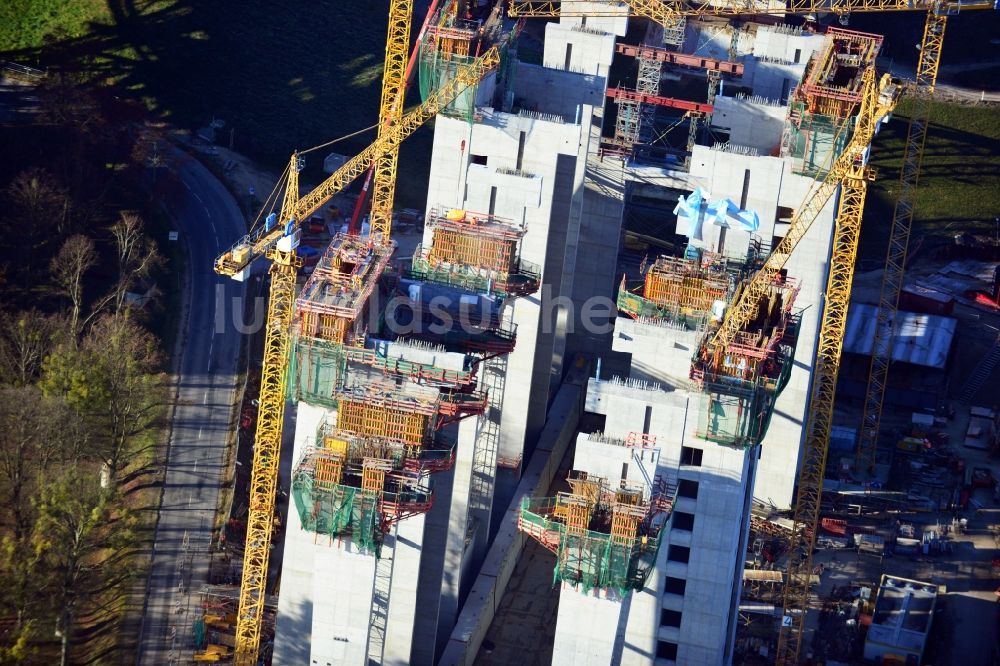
[518,468,676,596]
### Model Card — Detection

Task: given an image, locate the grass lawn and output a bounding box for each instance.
[0,0,435,208]
[858,98,1000,264]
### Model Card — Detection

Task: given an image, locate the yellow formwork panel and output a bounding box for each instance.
[429,228,515,274]
[323,436,350,457]
[337,399,428,445]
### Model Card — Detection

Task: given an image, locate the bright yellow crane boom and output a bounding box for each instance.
[218,46,502,666]
[774,67,900,665]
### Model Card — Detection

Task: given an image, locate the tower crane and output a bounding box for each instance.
[508,3,992,662]
[855,10,948,472]
[774,68,900,666]
[215,46,502,666]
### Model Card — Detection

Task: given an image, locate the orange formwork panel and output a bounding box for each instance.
[643,256,730,312]
[337,398,431,446]
[429,228,516,274]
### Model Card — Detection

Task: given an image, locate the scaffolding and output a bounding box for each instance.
[782,28,883,176]
[417,3,512,122]
[517,472,675,596]
[410,208,540,298]
[294,233,394,344]
[337,394,435,446]
[291,445,434,556]
[287,335,479,406]
[617,254,740,330]
[800,28,884,117]
[691,276,800,448]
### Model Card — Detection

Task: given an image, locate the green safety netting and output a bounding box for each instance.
[416,30,514,123]
[786,102,851,177]
[696,334,796,448]
[193,618,206,649]
[520,498,664,596]
[292,473,382,556]
[616,286,713,331]
[286,337,346,406]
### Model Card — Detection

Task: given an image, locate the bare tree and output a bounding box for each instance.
[79,213,164,332]
[50,235,97,342]
[110,213,163,314]
[0,310,56,386]
[5,167,72,237]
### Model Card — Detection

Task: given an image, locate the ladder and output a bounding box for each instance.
[958,335,1000,404]
[365,522,397,666]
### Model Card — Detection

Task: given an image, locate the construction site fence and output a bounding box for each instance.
[518,497,665,596]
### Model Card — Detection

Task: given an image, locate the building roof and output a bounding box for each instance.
[867,575,938,654]
[843,303,956,370]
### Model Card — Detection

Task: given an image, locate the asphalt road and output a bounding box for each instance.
[135,146,247,664]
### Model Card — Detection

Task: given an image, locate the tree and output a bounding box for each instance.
[3,169,72,276]
[0,387,78,539]
[40,314,164,489]
[0,388,81,657]
[109,212,162,314]
[79,213,164,330]
[50,235,97,342]
[31,467,136,666]
[0,310,57,386]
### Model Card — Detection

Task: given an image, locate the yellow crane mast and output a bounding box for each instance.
[370,0,414,245]
[855,10,947,472]
[774,68,901,666]
[217,46,502,666]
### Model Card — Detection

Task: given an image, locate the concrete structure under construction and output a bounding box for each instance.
[270,6,887,665]
[272,5,632,664]
[452,18,886,666]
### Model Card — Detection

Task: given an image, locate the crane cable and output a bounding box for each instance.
[244,120,384,235]
[299,121,381,155]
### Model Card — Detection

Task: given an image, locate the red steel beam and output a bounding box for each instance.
[616,43,744,75]
[606,87,714,114]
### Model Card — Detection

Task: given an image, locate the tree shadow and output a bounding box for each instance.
[1,1,395,169]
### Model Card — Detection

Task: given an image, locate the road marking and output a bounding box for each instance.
[203,390,209,404]
[207,339,214,372]
[191,189,204,204]
[198,427,203,440]
[192,460,198,475]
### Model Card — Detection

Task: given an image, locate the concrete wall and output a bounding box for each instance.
[438,357,591,665]
[561,372,753,665]
[513,63,606,122]
[711,95,787,154]
[678,146,838,509]
[541,4,626,79]
[423,109,585,467]
[273,402,376,666]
